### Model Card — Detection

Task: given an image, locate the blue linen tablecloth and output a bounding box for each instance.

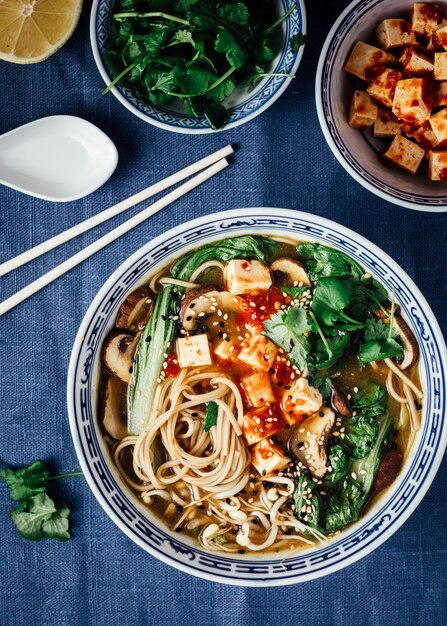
[1,1,446,624]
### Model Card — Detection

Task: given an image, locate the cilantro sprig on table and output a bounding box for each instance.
[0,461,82,541]
[103,0,305,129]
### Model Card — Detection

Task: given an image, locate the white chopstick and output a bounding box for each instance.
[0,157,229,317]
[0,144,234,277]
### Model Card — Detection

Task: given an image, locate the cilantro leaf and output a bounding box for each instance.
[351,383,388,419]
[215,27,248,68]
[308,375,332,399]
[359,338,403,367]
[203,101,229,130]
[185,66,216,96]
[312,278,363,330]
[0,461,48,501]
[206,77,235,102]
[204,401,218,431]
[217,2,250,26]
[290,33,306,53]
[263,306,310,370]
[10,493,70,542]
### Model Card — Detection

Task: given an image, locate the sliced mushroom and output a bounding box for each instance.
[375,308,418,370]
[180,288,247,331]
[288,407,336,478]
[270,257,311,286]
[116,287,153,331]
[102,332,140,383]
[373,446,403,492]
[102,377,128,440]
[394,313,419,370]
[330,380,351,417]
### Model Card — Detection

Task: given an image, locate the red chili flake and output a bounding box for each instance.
[165,353,181,378]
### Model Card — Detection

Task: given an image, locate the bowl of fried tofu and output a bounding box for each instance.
[316,0,447,211]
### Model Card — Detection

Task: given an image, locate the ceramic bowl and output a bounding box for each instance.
[67,207,447,585]
[90,0,306,134]
[316,0,447,212]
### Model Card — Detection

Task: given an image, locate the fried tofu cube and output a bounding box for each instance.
[241,371,275,408]
[224,259,271,296]
[344,41,397,81]
[238,335,278,371]
[243,407,284,446]
[428,150,447,179]
[376,19,416,49]
[399,46,434,75]
[433,20,447,50]
[434,52,447,79]
[392,78,432,124]
[213,338,239,362]
[434,80,447,106]
[374,108,401,138]
[383,135,425,174]
[176,334,212,368]
[251,438,290,477]
[281,378,323,425]
[367,68,402,107]
[404,121,440,148]
[429,107,447,142]
[412,3,443,36]
[349,90,378,128]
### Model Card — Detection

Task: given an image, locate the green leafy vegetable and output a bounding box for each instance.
[204,401,218,431]
[290,32,306,53]
[308,375,332,399]
[281,286,311,300]
[129,236,279,434]
[307,313,350,370]
[351,382,388,419]
[0,461,82,541]
[342,383,388,458]
[359,316,403,368]
[351,413,395,495]
[312,278,363,330]
[293,472,322,531]
[263,306,311,370]
[326,445,349,484]
[103,0,303,129]
[296,242,363,280]
[325,476,364,533]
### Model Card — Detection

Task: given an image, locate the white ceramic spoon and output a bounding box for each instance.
[0,116,118,202]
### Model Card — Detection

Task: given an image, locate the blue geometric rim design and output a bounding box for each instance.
[93,0,304,132]
[319,0,447,207]
[67,208,447,586]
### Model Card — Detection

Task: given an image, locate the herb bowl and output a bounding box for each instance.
[67,207,447,585]
[90,0,306,133]
[315,0,447,212]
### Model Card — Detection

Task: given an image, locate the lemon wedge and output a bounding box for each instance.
[0,0,82,64]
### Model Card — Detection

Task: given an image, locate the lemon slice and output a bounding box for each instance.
[0,0,82,64]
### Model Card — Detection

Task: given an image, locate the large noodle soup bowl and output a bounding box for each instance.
[67,208,447,585]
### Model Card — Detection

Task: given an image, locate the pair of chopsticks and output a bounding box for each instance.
[0,146,233,316]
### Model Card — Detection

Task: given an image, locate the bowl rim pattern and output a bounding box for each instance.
[67,207,447,586]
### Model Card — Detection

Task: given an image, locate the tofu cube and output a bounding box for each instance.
[251,438,290,477]
[374,108,401,138]
[383,135,425,174]
[224,259,271,295]
[376,19,416,49]
[433,21,447,50]
[213,338,239,362]
[176,334,212,368]
[349,90,378,128]
[403,121,440,148]
[367,68,402,107]
[281,378,323,425]
[238,334,278,371]
[243,407,284,446]
[344,41,397,81]
[429,107,447,142]
[392,78,432,124]
[428,150,447,179]
[241,371,275,408]
[434,80,447,106]
[435,52,447,79]
[412,3,443,36]
[399,46,434,75]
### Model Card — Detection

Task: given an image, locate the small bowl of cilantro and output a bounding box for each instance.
[91,0,306,132]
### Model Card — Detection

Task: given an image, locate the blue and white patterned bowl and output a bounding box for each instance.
[90,0,306,133]
[67,208,447,585]
[316,0,447,212]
